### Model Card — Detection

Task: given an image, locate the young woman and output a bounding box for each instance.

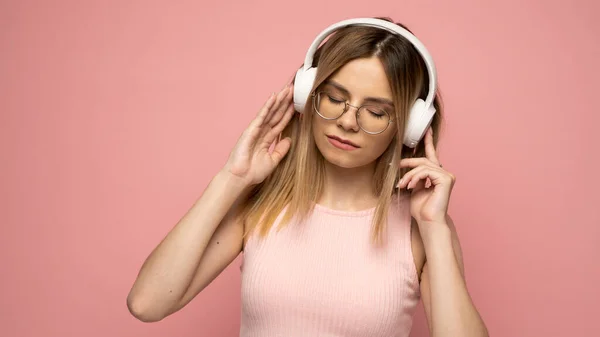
[127,17,489,337]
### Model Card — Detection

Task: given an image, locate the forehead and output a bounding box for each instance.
[326,56,393,101]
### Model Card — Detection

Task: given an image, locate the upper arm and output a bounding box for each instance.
[166,202,245,316]
[418,214,465,330]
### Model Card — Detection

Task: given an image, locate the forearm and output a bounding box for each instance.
[127,169,251,317]
[421,225,488,337]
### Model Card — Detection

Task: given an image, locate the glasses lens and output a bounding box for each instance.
[315,91,391,134]
[316,92,345,119]
[358,106,390,133]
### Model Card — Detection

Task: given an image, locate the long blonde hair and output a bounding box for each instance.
[238,17,445,246]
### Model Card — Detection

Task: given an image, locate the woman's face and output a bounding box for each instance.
[312,56,397,169]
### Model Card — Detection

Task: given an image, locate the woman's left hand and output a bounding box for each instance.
[396,127,456,226]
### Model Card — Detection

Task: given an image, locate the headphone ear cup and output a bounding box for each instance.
[293,67,317,113]
[404,98,436,148]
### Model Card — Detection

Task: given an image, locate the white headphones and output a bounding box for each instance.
[293,18,438,148]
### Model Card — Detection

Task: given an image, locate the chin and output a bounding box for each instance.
[324,155,359,168]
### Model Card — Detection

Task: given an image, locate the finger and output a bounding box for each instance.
[267,85,294,127]
[399,157,437,168]
[263,101,295,145]
[410,167,427,191]
[265,85,293,127]
[264,86,291,126]
[409,172,428,190]
[397,164,443,189]
[414,177,427,191]
[397,165,418,189]
[256,87,290,141]
[270,137,292,165]
[424,127,440,165]
[407,167,451,190]
[405,166,432,190]
[397,165,426,189]
[250,92,277,129]
[259,93,293,142]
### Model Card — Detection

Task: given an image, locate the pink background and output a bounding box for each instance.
[2,0,599,336]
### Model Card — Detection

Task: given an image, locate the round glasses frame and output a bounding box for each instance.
[311,91,394,135]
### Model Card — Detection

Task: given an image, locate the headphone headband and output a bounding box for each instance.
[302,18,437,107]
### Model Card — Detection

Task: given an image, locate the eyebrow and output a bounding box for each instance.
[323,80,395,107]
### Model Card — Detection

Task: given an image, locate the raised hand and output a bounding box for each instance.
[396,127,456,226]
[223,83,296,187]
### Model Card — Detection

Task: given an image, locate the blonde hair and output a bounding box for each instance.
[238,17,445,246]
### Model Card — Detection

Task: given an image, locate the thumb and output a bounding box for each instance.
[270,137,292,165]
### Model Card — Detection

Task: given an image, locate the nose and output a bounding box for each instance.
[337,103,360,132]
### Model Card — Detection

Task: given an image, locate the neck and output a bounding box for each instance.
[317,161,378,211]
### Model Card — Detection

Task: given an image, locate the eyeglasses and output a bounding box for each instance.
[312,91,394,134]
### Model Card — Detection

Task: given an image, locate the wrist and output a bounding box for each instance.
[214,169,254,194]
[418,223,452,251]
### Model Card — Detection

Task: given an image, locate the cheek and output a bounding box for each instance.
[365,127,396,153]
[312,117,334,143]
[311,119,326,149]
[364,136,393,160]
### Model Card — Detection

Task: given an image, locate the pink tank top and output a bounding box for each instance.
[239,194,421,337]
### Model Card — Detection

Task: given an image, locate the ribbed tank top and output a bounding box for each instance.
[239,193,421,337]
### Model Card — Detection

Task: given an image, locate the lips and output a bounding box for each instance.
[326,135,360,148]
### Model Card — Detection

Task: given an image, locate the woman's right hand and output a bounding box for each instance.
[222,83,296,187]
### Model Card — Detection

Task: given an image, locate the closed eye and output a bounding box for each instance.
[327,95,345,104]
[366,107,385,118]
